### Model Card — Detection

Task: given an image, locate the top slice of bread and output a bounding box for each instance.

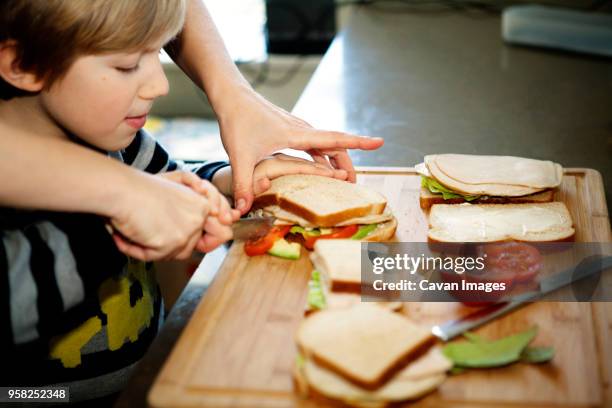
[297,304,433,389]
[311,239,363,292]
[428,202,575,242]
[253,175,387,227]
[419,187,556,210]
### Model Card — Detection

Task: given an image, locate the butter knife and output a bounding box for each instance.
[231,216,277,241]
[431,255,612,341]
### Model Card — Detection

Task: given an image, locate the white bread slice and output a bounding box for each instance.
[311,239,371,293]
[419,186,556,210]
[432,154,563,188]
[428,202,575,242]
[296,304,433,389]
[253,175,387,227]
[298,346,449,406]
[307,240,402,313]
[425,156,544,197]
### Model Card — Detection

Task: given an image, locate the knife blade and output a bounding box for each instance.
[431,255,612,341]
[231,216,277,241]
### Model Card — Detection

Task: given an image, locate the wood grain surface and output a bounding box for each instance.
[149,167,611,408]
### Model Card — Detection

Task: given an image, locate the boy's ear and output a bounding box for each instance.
[0,41,45,93]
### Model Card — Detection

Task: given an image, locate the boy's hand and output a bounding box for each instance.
[195,214,234,253]
[250,153,349,195]
[159,171,239,225]
[157,171,235,256]
[109,171,214,261]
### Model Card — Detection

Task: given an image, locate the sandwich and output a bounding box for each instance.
[427,202,575,242]
[417,154,563,210]
[306,239,402,314]
[294,304,450,407]
[244,175,397,259]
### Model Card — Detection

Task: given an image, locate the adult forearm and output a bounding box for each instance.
[166,0,252,117]
[0,132,132,217]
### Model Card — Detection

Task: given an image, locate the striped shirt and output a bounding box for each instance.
[0,130,229,401]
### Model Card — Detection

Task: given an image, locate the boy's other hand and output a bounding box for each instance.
[250,153,349,195]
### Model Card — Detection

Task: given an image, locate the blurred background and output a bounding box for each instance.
[147,0,611,163]
[147,0,343,161]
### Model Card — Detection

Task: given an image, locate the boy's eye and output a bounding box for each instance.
[116,65,139,73]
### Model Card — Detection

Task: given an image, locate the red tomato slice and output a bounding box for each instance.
[442,242,543,307]
[304,225,359,250]
[477,242,543,284]
[244,225,291,256]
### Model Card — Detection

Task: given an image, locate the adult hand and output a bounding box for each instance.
[218,90,384,214]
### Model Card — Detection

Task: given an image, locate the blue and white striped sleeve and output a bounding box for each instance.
[117,130,229,182]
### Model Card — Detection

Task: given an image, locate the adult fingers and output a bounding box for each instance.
[322,149,356,182]
[288,129,383,152]
[229,154,257,215]
[112,233,153,261]
[173,231,203,260]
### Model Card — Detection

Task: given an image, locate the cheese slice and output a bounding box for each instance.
[414,162,431,178]
[264,206,394,227]
[425,156,544,196]
[431,154,563,188]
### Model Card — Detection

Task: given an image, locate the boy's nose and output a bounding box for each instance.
[140,59,169,100]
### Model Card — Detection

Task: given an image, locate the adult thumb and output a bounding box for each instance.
[230,157,256,215]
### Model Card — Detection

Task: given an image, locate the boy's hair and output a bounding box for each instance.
[0,0,186,100]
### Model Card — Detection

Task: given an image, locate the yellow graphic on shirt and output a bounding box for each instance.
[99,261,155,351]
[48,260,157,367]
[48,316,102,368]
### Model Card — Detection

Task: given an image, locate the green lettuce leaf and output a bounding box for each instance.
[421,176,480,201]
[307,270,326,310]
[295,353,305,368]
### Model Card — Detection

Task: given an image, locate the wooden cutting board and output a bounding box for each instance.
[148,167,612,408]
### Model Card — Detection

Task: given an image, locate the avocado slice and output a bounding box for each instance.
[351,224,378,240]
[267,238,301,260]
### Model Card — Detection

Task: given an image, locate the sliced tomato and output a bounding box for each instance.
[442,242,543,307]
[304,225,359,250]
[244,225,291,256]
[477,242,543,284]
